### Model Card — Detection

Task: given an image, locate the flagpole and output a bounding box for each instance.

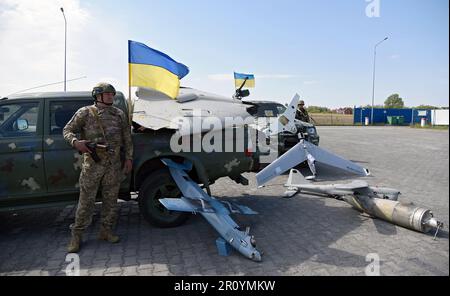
[128,41,133,126]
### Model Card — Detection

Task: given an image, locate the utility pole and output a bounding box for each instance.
[371,37,388,125]
[61,7,67,92]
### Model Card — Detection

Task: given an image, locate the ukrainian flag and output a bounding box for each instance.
[128,40,189,99]
[234,72,255,89]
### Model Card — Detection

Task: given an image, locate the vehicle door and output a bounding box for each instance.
[43,99,92,194]
[0,100,45,201]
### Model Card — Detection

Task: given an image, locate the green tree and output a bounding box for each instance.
[384,94,405,109]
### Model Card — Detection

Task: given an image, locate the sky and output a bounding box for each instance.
[0,0,448,108]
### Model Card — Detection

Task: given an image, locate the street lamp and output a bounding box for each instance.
[370,37,388,125]
[60,7,67,92]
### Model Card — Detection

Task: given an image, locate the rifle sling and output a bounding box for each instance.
[88,106,108,146]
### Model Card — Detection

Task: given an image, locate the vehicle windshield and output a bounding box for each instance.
[277,105,286,114]
[247,103,286,118]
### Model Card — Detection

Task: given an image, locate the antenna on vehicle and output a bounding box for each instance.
[6,76,87,97]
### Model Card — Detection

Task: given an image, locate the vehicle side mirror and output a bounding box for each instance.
[16,119,29,131]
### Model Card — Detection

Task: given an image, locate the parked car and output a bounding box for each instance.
[243,100,320,155]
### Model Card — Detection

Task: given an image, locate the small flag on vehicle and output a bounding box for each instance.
[234,72,255,89]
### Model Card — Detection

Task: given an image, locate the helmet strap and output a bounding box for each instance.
[96,93,113,106]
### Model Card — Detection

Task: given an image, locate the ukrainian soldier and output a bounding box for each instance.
[63,83,133,253]
[296,100,311,123]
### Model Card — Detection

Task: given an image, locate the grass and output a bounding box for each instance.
[310,113,353,126]
[410,124,449,130]
[309,113,449,129]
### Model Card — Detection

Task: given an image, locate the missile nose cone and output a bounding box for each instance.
[425,217,443,229]
[425,218,444,240]
[251,251,262,262]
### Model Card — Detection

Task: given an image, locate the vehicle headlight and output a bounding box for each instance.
[306,127,316,135]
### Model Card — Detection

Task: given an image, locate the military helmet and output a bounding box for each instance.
[298,100,305,105]
[92,82,116,99]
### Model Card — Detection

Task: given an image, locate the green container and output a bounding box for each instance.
[387,116,395,125]
[387,116,404,125]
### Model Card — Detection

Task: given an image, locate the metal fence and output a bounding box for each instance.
[310,113,353,126]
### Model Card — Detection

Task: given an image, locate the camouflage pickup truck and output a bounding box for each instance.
[0,91,259,227]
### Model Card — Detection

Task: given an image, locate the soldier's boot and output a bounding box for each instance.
[97,227,120,243]
[67,231,83,253]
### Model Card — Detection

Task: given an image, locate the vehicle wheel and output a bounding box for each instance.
[138,168,189,228]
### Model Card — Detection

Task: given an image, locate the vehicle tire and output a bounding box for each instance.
[138,168,190,228]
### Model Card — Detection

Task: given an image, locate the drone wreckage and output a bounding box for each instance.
[156,93,443,262]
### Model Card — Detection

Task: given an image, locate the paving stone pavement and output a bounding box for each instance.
[0,127,448,276]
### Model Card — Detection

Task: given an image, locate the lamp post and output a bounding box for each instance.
[371,37,388,125]
[61,7,67,92]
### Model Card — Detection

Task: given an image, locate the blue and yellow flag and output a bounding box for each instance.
[234,72,255,89]
[128,40,189,99]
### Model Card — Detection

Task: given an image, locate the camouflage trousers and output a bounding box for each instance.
[72,155,122,234]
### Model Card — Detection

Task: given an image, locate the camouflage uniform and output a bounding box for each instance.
[63,104,133,236]
[296,107,310,123]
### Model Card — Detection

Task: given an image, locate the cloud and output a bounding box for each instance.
[207,74,234,81]
[257,74,298,79]
[0,0,90,94]
[390,54,401,59]
[0,0,129,96]
[303,80,319,85]
[208,73,298,81]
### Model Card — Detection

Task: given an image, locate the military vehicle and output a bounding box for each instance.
[243,100,320,154]
[0,90,265,228]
